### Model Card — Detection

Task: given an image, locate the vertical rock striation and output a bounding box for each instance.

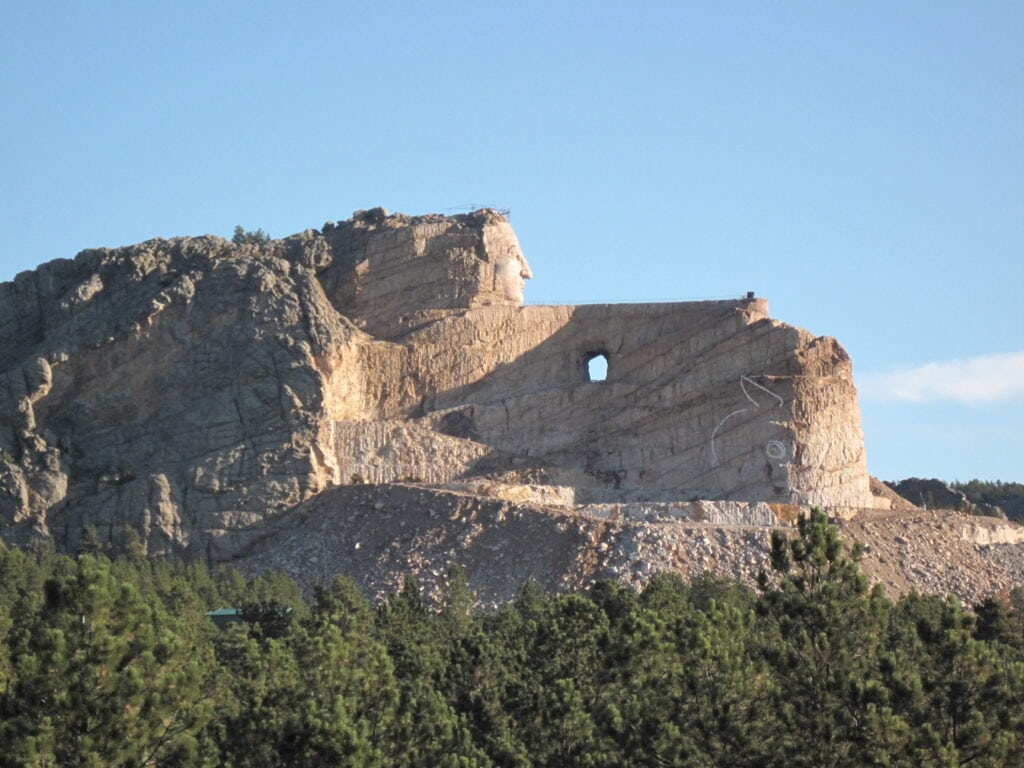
[0,209,874,560]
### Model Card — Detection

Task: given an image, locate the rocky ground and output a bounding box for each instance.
[238,484,1024,609]
[839,509,1024,602]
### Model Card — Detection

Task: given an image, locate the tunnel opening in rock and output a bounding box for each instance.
[585,352,609,382]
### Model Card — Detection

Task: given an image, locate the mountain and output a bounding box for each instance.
[2,209,1020,604]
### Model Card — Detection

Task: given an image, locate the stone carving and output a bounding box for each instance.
[0,208,876,559]
[487,220,533,302]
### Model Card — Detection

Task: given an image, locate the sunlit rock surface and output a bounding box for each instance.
[11,207,999,604]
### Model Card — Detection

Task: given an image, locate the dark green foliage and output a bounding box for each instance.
[953,479,1024,521]
[759,510,898,766]
[117,524,147,561]
[0,555,214,765]
[231,225,271,246]
[75,524,104,556]
[883,593,1024,766]
[0,513,1022,766]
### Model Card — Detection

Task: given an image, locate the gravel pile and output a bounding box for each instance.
[239,485,1024,609]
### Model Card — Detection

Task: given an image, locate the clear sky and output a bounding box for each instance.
[2,1,1021,483]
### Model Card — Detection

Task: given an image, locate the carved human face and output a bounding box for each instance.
[485,221,532,303]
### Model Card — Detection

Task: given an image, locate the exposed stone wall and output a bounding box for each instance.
[0,233,353,556]
[319,208,531,338]
[0,208,874,559]
[390,301,871,507]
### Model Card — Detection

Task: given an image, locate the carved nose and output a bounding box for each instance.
[520,262,533,280]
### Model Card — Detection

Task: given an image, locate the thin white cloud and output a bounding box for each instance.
[858,351,1024,405]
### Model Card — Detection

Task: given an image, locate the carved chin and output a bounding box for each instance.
[506,281,523,300]
[494,274,524,302]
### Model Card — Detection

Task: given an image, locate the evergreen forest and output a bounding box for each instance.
[954,480,1024,521]
[1,511,1022,767]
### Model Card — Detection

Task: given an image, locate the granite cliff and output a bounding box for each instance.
[2,209,1020,604]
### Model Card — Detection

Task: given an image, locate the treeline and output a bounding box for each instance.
[1,512,1022,767]
[953,479,1024,521]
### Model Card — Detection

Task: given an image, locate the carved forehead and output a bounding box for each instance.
[481,220,524,262]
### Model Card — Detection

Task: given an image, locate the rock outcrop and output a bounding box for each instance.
[1,209,875,560]
[885,477,1007,518]
[7,207,1017,608]
[886,478,973,511]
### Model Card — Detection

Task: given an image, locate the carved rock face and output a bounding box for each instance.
[483,220,532,303]
[319,210,529,337]
[0,210,874,560]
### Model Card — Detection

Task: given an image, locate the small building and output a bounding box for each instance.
[205,607,243,630]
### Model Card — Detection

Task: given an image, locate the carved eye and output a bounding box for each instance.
[765,441,787,460]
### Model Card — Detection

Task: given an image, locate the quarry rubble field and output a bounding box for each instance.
[238,483,1024,609]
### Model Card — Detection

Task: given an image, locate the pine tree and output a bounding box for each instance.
[886,594,1024,766]
[0,555,213,765]
[76,524,104,556]
[758,509,902,767]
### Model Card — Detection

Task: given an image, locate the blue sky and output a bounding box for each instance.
[2,1,1021,482]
